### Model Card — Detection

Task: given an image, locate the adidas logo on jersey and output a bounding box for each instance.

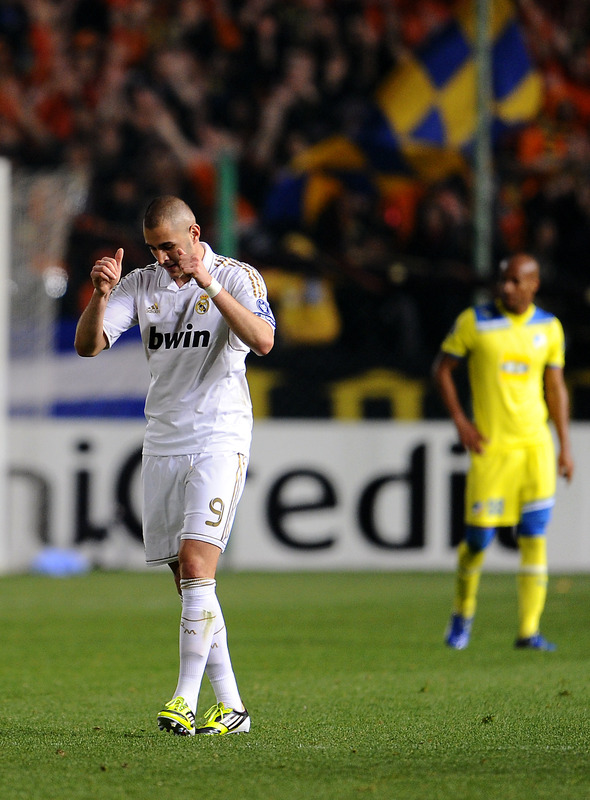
[148,325,211,350]
[146,302,160,314]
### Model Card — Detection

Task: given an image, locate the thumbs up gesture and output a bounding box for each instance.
[91,247,124,296]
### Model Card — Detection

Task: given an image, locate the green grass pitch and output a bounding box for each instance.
[1,570,588,800]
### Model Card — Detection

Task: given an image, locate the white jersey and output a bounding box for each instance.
[102,242,275,456]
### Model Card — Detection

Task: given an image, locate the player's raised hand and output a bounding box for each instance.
[177,247,210,286]
[91,248,124,295]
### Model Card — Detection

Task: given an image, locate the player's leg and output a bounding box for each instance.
[454,527,494,618]
[445,527,493,649]
[164,538,221,718]
[170,547,243,712]
[204,596,243,710]
[141,455,201,735]
[197,595,251,734]
[515,442,555,650]
[515,530,552,647]
[517,527,548,641]
[169,452,250,735]
[446,448,521,649]
[158,539,250,735]
[515,440,556,650]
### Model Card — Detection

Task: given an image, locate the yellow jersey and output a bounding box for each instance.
[441,300,565,449]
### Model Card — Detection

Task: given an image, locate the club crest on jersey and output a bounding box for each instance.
[196,295,210,314]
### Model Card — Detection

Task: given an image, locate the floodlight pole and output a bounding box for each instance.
[473,0,494,287]
[216,149,238,258]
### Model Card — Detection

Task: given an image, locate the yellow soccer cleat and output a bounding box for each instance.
[157,696,196,736]
[194,702,251,735]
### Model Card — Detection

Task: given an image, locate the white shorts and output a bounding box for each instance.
[141,452,248,566]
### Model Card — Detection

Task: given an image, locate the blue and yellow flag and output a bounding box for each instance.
[373,0,542,172]
[265,0,542,227]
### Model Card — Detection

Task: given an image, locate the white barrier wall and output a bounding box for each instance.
[6,420,590,573]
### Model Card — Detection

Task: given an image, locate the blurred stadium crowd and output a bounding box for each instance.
[2,0,590,417]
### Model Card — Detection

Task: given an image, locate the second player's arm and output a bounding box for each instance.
[432,352,487,453]
[544,365,574,481]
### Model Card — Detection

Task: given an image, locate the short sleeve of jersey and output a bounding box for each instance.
[440,308,476,359]
[546,316,565,369]
[102,272,139,347]
[221,262,275,351]
[225,265,275,326]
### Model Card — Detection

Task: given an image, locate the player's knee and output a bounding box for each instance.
[179,552,208,579]
[178,537,219,579]
[464,525,495,552]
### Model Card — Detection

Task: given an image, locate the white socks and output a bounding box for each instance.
[173,578,242,713]
[205,600,243,710]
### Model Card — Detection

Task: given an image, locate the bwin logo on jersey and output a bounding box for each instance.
[148,325,211,350]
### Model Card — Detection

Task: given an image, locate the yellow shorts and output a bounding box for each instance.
[465,439,556,527]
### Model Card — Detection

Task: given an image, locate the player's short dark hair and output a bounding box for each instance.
[144,196,195,229]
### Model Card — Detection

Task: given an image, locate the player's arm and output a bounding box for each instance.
[544,365,574,481]
[75,248,124,357]
[432,352,487,454]
[177,248,274,356]
[206,285,274,356]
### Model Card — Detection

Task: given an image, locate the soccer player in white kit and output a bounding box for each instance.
[75,195,275,735]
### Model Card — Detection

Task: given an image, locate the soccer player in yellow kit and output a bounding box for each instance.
[433,253,574,650]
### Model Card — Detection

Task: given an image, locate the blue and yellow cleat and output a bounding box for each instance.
[514,633,556,651]
[445,613,473,650]
[157,696,196,736]
[194,702,251,735]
